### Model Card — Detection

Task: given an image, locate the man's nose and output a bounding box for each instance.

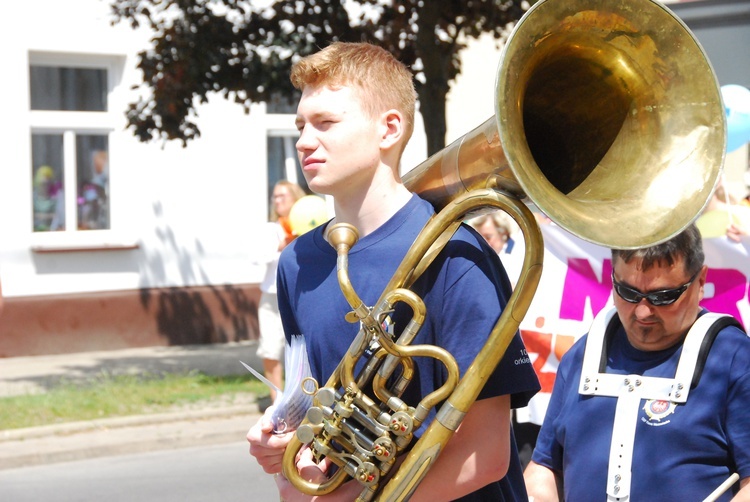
[296,126,316,151]
[634,300,654,318]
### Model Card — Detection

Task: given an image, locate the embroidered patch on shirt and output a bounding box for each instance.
[642,399,677,425]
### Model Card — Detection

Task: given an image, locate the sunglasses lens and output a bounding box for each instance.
[614,283,641,303]
[647,291,681,306]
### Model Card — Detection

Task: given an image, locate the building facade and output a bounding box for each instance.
[0,0,430,356]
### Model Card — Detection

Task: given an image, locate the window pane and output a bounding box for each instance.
[29,66,107,111]
[31,134,65,232]
[267,136,287,197]
[76,136,110,230]
[266,135,307,202]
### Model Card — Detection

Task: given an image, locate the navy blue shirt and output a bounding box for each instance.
[277,195,540,501]
[533,318,750,501]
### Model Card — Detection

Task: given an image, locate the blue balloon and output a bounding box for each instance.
[722,84,750,153]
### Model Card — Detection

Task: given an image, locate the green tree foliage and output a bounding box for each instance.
[111,0,528,154]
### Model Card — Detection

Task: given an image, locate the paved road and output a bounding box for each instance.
[0,441,278,502]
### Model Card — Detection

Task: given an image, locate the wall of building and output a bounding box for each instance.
[670,0,750,89]
[0,0,428,356]
[0,284,260,357]
[670,0,750,195]
[0,1,272,355]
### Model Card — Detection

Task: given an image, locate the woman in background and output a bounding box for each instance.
[257,181,305,406]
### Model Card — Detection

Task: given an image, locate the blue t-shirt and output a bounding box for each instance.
[277,194,540,501]
[532,316,750,501]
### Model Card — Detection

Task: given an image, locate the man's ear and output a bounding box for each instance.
[379,109,404,151]
[697,264,709,301]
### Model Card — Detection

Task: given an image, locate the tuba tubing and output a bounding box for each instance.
[373,191,545,501]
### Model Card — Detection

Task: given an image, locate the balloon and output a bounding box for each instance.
[721,84,750,153]
[696,206,750,239]
[288,195,329,236]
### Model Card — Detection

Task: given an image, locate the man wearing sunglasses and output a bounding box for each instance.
[525,223,750,501]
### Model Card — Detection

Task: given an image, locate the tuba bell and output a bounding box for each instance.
[406,0,725,250]
[282,0,726,500]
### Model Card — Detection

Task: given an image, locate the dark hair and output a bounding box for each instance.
[611,223,704,276]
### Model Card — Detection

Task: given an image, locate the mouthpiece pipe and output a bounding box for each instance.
[328,223,370,319]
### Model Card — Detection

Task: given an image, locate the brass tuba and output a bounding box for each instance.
[282,0,725,500]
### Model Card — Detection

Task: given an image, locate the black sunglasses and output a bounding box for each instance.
[611,269,700,307]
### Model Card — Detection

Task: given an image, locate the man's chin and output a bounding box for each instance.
[626,323,658,347]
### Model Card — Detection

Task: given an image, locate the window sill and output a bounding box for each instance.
[30,231,140,253]
[31,242,140,253]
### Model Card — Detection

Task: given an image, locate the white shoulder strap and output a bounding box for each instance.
[671,312,732,403]
[576,308,734,500]
[579,307,618,395]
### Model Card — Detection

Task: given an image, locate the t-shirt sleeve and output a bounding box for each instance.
[530,339,584,472]
[435,238,540,408]
[725,328,750,478]
[276,257,299,344]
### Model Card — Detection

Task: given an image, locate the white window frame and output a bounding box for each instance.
[28,52,135,252]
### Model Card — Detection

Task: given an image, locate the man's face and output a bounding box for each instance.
[612,256,706,351]
[477,219,507,254]
[294,84,382,197]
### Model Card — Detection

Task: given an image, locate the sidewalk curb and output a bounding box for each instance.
[0,406,263,471]
[0,405,259,442]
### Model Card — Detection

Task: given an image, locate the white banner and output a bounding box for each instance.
[512,225,750,424]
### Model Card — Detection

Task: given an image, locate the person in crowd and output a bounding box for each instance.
[727,221,749,242]
[524,223,750,501]
[247,41,540,501]
[468,212,516,255]
[468,211,525,286]
[468,211,539,469]
[727,190,750,242]
[257,180,305,405]
[697,184,750,243]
